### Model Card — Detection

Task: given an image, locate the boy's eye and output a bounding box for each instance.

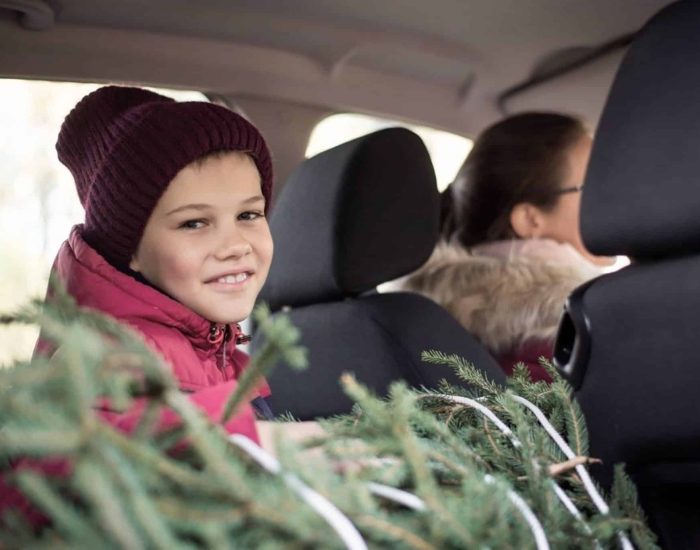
[178,219,207,230]
[238,211,265,221]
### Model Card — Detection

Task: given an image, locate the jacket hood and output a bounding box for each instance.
[398,239,602,355]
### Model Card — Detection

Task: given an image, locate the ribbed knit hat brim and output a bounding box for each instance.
[56,86,273,269]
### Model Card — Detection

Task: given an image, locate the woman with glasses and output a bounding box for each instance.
[399,112,611,381]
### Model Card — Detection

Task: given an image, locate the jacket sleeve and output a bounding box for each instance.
[98,380,260,442]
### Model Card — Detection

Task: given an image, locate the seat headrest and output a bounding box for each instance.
[581,0,700,258]
[260,127,439,311]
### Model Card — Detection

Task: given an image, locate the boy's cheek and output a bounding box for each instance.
[255,231,274,274]
[263,238,274,267]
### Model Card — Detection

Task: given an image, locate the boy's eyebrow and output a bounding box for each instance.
[166,203,212,216]
[166,195,265,216]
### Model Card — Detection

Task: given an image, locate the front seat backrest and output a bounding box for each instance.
[554,2,700,547]
[254,127,504,420]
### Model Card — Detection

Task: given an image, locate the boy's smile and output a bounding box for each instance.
[206,271,253,286]
[129,151,273,324]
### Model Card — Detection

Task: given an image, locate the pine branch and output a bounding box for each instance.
[220,303,307,423]
[421,350,504,396]
[545,365,589,457]
[610,464,659,550]
[0,288,659,548]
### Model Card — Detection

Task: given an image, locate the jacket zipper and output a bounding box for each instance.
[222,328,227,371]
[208,323,228,371]
[208,323,249,371]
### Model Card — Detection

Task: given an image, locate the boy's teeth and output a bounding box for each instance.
[217,273,248,284]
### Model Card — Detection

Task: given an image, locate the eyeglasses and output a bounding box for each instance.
[554,184,584,195]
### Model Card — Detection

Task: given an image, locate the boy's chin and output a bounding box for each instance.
[186,296,256,326]
[192,304,252,326]
[205,312,250,325]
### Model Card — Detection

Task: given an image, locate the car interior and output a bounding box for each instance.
[0,0,694,547]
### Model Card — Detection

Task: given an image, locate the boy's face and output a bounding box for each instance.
[130,151,273,324]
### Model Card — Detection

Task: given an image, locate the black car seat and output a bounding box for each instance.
[252,127,505,420]
[553,2,700,548]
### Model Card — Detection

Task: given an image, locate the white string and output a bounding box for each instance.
[369,477,548,550]
[366,482,426,511]
[484,474,550,550]
[434,394,551,548]
[510,396,607,512]
[435,394,521,448]
[510,396,634,550]
[550,482,583,519]
[436,394,598,544]
[551,482,603,549]
[368,477,548,550]
[229,434,368,550]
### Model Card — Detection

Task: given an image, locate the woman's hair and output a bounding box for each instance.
[442,112,588,248]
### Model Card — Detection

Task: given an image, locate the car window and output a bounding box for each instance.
[0,79,207,365]
[306,113,472,191]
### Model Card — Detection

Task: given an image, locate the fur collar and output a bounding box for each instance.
[397,240,602,354]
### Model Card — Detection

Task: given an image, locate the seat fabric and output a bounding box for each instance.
[262,292,501,419]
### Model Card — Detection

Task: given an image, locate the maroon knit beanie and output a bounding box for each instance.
[56,85,273,269]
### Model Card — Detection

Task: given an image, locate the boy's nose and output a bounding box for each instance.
[216,229,252,259]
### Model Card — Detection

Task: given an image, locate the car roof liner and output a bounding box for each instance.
[498,32,636,115]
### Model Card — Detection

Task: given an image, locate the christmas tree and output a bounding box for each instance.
[0,287,657,549]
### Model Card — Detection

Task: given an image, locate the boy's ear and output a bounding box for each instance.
[509,202,546,239]
[129,254,140,272]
